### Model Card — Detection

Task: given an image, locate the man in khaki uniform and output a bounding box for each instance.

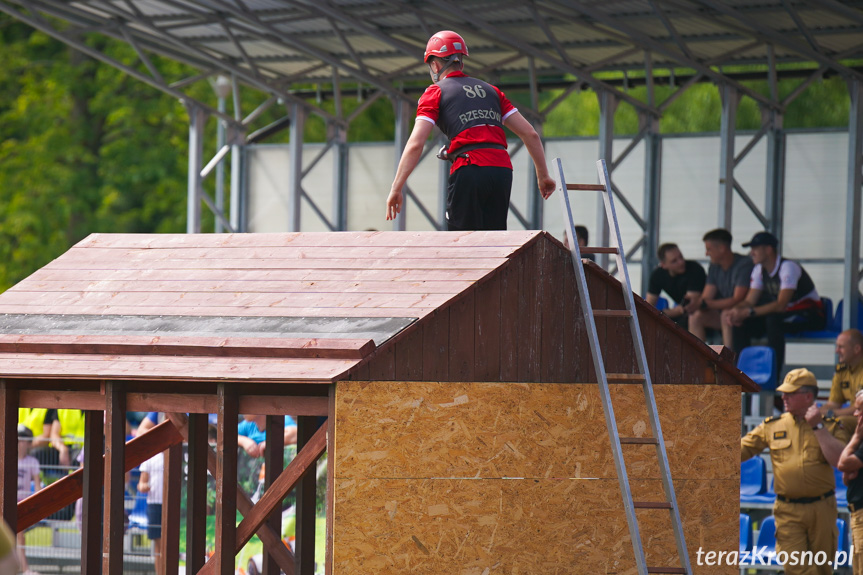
[742,368,850,575]
[822,329,863,430]
[837,390,863,574]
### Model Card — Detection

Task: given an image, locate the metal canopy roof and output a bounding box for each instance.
[2,0,862,120]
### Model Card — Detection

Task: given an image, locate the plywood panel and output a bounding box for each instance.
[335,381,740,481]
[332,477,737,575]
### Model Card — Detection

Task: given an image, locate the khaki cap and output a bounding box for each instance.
[776,368,817,393]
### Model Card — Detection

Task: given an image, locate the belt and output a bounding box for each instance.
[776,489,835,504]
[439,142,507,163]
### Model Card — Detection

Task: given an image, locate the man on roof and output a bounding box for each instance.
[386,31,556,230]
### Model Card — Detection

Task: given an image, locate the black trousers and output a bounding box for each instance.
[446,165,513,231]
[732,305,826,373]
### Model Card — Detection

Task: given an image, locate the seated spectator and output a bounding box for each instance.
[688,229,753,347]
[724,231,826,373]
[563,225,595,262]
[821,329,863,430]
[238,415,298,458]
[17,425,41,575]
[19,408,64,477]
[645,243,706,330]
[49,409,85,468]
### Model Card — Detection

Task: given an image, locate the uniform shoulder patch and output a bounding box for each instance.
[825,416,839,423]
[837,363,848,373]
[764,415,780,423]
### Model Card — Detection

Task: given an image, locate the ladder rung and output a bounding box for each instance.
[647,568,686,574]
[566,183,607,191]
[634,501,673,509]
[580,247,618,254]
[593,309,632,318]
[605,373,646,383]
[619,437,659,445]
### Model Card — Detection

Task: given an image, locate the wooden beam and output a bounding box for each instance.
[81,410,104,575]
[103,382,125,575]
[163,443,182,575]
[0,380,18,531]
[17,419,184,531]
[185,413,209,575]
[262,415,285,575]
[215,383,239,575]
[325,385,335,575]
[20,390,330,416]
[197,424,327,575]
[295,417,319,575]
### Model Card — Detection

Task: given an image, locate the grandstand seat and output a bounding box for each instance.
[754,516,781,565]
[791,297,839,340]
[741,457,767,497]
[737,346,778,390]
[655,296,669,311]
[835,467,848,509]
[739,513,753,554]
[833,297,863,331]
[128,490,149,530]
[742,475,776,507]
[837,517,850,566]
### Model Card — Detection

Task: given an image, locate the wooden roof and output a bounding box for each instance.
[0,230,756,389]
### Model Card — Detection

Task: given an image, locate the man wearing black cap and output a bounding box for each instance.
[742,368,848,575]
[724,231,826,372]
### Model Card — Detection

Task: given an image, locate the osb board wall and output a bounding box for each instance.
[333,381,740,575]
[348,236,738,390]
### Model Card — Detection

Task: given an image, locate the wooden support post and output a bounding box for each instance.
[81,410,104,575]
[162,443,182,575]
[262,415,285,575]
[0,380,18,531]
[295,416,318,575]
[215,384,239,575]
[325,385,335,575]
[103,382,126,575]
[186,413,209,574]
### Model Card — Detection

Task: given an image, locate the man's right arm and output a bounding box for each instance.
[741,424,768,462]
[386,119,435,220]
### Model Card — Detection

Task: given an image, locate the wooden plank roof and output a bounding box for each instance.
[0,231,541,383]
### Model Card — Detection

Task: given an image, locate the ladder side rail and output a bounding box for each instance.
[555,159,649,575]
[595,159,693,575]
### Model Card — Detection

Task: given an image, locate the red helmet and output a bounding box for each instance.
[424,31,469,63]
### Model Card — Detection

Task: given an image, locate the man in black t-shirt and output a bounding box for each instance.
[837,391,863,574]
[645,243,706,330]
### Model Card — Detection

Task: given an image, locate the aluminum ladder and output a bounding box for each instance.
[555,158,692,575]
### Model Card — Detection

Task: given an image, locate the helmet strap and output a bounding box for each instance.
[429,55,460,83]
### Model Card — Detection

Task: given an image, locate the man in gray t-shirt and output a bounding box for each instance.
[689,229,753,347]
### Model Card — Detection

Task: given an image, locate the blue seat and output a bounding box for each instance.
[835,467,848,509]
[837,517,850,566]
[737,346,778,390]
[793,297,840,339]
[128,490,149,530]
[834,298,863,330]
[742,475,776,506]
[740,513,753,554]
[755,516,781,565]
[656,296,669,311]
[741,457,767,497]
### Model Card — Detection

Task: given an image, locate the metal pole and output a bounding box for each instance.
[844,79,863,329]
[597,90,617,269]
[230,143,246,232]
[643,113,662,295]
[393,98,411,231]
[718,84,738,230]
[187,105,206,234]
[438,133,449,229]
[765,108,785,239]
[288,102,306,232]
[526,57,543,230]
[215,96,226,233]
[332,122,349,231]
